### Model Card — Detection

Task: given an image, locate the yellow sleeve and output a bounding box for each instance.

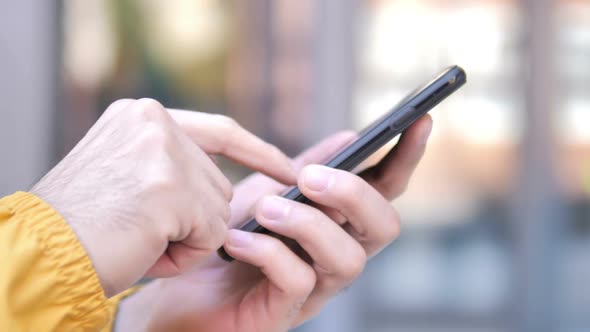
[0,192,136,332]
[100,287,139,332]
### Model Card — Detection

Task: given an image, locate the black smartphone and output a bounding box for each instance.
[218,65,467,262]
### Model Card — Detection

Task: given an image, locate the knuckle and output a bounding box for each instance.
[192,215,227,250]
[340,245,367,279]
[355,208,401,247]
[140,149,177,191]
[379,208,402,242]
[219,176,233,202]
[133,98,168,121]
[104,98,134,117]
[220,202,231,224]
[211,219,228,247]
[337,174,368,210]
[268,144,283,159]
[147,171,177,195]
[288,265,317,298]
[295,208,323,238]
[258,240,285,266]
[214,115,240,153]
[214,114,239,130]
[264,237,285,256]
[138,122,170,148]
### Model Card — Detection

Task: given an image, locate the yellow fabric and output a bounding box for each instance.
[0,192,136,332]
[100,287,138,332]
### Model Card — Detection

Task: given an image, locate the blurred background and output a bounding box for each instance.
[1,0,589,331]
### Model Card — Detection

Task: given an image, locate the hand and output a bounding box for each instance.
[115,115,433,331]
[31,98,295,297]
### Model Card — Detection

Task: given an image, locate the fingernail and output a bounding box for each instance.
[261,196,290,221]
[227,230,253,247]
[303,166,334,192]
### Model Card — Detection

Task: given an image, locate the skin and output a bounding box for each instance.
[115,115,434,332]
[31,98,296,297]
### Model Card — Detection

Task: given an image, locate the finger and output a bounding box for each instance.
[168,109,296,185]
[182,130,234,202]
[298,165,401,256]
[235,130,357,196]
[255,196,366,290]
[223,230,316,326]
[146,211,229,278]
[229,131,358,225]
[145,242,213,278]
[229,172,285,226]
[291,131,357,172]
[361,114,433,200]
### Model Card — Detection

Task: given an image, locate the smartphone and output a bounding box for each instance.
[218,65,467,262]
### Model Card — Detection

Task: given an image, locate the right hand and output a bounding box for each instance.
[31,98,296,297]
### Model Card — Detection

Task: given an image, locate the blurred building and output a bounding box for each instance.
[1,0,589,331]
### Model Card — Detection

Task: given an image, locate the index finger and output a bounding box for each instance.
[168,109,297,185]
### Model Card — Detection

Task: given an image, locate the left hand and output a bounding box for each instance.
[115,116,433,332]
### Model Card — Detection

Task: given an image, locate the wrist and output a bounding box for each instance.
[32,185,167,297]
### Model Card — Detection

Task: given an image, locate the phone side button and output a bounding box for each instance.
[389,106,416,131]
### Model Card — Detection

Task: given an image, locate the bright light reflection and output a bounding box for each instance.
[446,97,519,145]
[560,99,590,144]
[445,7,506,75]
[364,1,439,76]
[143,0,228,70]
[354,90,404,129]
[63,0,116,89]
